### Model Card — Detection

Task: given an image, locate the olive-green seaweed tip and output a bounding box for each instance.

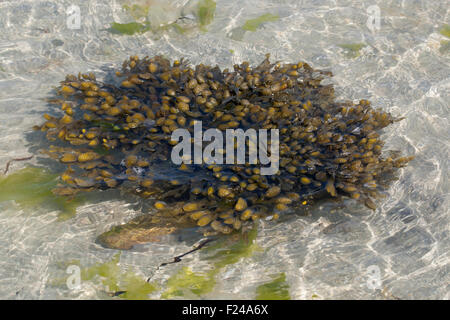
[439,24,450,38]
[242,13,279,32]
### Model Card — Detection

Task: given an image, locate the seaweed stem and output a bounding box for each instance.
[2,156,34,175]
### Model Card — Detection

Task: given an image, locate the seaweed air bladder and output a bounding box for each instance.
[170,120,280,175]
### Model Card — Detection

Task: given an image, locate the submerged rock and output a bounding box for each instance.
[34,54,412,248]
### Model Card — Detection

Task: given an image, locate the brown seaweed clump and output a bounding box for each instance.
[34,54,412,248]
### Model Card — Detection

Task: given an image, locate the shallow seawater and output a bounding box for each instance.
[0,0,449,300]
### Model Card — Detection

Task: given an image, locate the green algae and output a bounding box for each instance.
[242,14,279,32]
[122,4,150,21]
[81,253,158,299]
[113,0,216,36]
[110,2,154,35]
[119,272,158,299]
[53,228,261,299]
[207,226,262,269]
[339,43,366,58]
[171,23,187,34]
[197,0,216,28]
[50,253,157,299]
[0,167,84,220]
[110,21,189,36]
[229,13,279,40]
[162,226,261,299]
[439,24,450,38]
[82,253,122,291]
[110,22,152,35]
[255,273,290,300]
[110,0,198,36]
[440,40,450,54]
[161,266,216,299]
[437,24,450,54]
